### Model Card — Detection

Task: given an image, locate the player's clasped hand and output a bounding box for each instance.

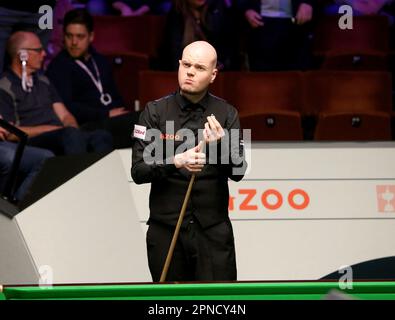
[174,141,206,172]
[203,115,225,144]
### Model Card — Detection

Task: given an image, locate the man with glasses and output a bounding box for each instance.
[0,31,113,155]
[0,1,56,73]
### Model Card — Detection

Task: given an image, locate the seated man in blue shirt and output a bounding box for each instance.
[46,8,140,149]
[0,31,113,156]
[0,116,54,202]
[241,0,315,71]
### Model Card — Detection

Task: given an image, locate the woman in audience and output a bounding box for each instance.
[157,0,239,70]
[111,0,172,15]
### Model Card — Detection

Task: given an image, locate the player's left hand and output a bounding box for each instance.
[203,115,225,143]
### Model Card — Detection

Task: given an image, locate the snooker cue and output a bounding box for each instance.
[159,173,196,282]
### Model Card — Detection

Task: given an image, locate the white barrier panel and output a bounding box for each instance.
[120,142,395,280]
[0,151,151,285]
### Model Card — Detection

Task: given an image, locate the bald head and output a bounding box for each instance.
[6,31,40,59]
[182,41,217,69]
[6,31,46,74]
[178,41,218,103]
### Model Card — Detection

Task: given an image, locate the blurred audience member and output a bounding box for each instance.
[0,1,56,73]
[158,0,239,71]
[112,0,172,15]
[45,0,75,68]
[47,9,140,149]
[85,0,171,15]
[0,31,113,155]
[45,1,91,68]
[1,116,54,202]
[241,0,315,71]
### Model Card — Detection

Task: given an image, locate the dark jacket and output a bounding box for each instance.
[0,70,63,127]
[158,0,239,70]
[131,91,247,228]
[46,49,124,125]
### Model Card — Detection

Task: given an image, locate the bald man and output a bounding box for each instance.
[0,31,113,155]
[132,41,247,282]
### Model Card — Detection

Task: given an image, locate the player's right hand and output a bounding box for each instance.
[174,141,206,172]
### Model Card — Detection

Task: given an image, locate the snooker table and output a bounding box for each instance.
[1,281,395,300]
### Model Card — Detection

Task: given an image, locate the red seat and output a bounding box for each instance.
[223,72,304,140]
[92,15,166,57]
[314,15,390,56]
[138,71,178,108]
[321,53,389,71]
[105,52,149,109]
[303,71,392,116]
[314,15,390,71]
[314,111,391,141]
[304,71,393,140]
[238,111,303,141]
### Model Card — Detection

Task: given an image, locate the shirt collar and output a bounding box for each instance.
[175,90,209,111]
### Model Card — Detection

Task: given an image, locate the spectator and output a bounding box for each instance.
[45,0,75,69]
[241,0,316,71]
[85,0,171,15]
[46,9,140,149]
[111,0,172,15]
[0,31,113,155]
[0,117,54,202]
[45,1,91,68]
[158,0,239,71]
[0,1,56,73]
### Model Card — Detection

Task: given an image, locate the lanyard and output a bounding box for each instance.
[75,58,112,106]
